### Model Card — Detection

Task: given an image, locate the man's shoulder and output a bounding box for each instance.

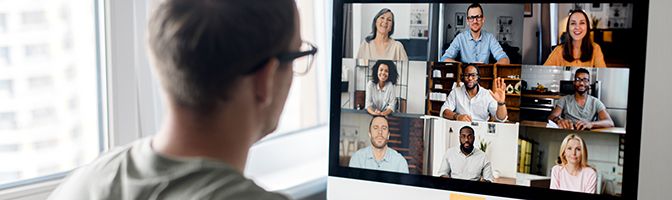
[351,146,371,158]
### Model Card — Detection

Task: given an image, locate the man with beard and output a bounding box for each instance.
[548,68,614,130]
[349,115,409,173]
[440,3,510,64]
[437,126,493,182]
[440,64,508,122]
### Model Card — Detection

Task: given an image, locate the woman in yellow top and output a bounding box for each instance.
[544,10,606,68]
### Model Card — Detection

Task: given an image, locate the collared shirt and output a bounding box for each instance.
[437,146,493,182]
[440,30,508,63]
[49,137,288,200]
[366,81,397,112]
[555,94,606,123]
[349,146,409,173]
[440,84,505,122]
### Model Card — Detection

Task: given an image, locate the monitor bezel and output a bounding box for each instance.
[329,0,648,199]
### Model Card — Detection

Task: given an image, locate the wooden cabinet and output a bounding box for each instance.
[425,63,522,123]
[426,62,460,116]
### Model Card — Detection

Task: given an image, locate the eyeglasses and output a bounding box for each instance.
[277,41,318,76]
[462,73,479,79]
[574,78,590,83]
[245,41,318,76]
[467,15,483,22]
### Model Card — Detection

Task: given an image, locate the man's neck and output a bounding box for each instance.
[574,92,588,100]
[372,146,388,161]
[152,102,260,173]
[466,85,479,98]
[470,30,482,41]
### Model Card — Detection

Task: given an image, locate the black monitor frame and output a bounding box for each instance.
[329,0,648,199]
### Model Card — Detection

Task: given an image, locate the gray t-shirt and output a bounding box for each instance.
[556,95,606,123]
[48,137,289,200]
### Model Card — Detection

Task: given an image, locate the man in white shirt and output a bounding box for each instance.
[440,64,507,122]
[437,126,494,182]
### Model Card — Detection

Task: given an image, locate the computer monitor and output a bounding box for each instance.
[329,1,648,199]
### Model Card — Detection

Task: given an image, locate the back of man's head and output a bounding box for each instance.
[148,0,297,114]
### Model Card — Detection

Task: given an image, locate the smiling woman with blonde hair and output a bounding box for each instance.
[550,134,597,194]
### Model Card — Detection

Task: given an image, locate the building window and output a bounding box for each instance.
[28,76,53,90]
[0,0,102,189]
[0,13,6,33]
[0,112,17,130]
[0,80,12,98]
[0,47,9,65]
[24,44,49,59]
[21,11,46,26]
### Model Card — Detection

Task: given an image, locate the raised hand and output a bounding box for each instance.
[489,77,506,103]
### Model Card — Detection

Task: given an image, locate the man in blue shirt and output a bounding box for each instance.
[441,3,510,64]
[349,115,409,173]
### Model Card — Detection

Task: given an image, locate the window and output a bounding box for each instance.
[21,11,46,26]
[0,80,12,98]
[0,0,103,189]
[0,14,6,33]
[0,47,9,65]
[265,0,330,139]
[24,44,49,59]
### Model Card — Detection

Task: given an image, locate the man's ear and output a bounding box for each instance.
[253,58,280,108]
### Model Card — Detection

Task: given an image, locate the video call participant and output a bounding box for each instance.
[366,60,398,116]
[49,0,315,199]
[548,68,614,130]
[349,115,409,173]
[544,9,606,67]
[437,126,493,182]
[550,134,597,194]
[441,64,508,122]
[440,3,509,64]
[357,8,408,61]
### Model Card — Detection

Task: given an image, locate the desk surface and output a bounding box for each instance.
[520,120,626,134]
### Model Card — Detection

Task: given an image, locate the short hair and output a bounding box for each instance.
[365,8,395,43]
[148,0,297,113]
[562,9,594,62]
[368,115,388,130]
[459,126,475,135]
[371,60,399,85]
[467,3,484,14]
[558,134,590,168]
[575,68,590,78]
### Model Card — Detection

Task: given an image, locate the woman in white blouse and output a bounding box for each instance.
[366,60,398,116]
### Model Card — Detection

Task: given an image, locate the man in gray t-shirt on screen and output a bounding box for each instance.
[49,0,317,199]
[548,68,614,130]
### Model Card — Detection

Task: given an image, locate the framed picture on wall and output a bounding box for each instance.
[524,4,532,17]
[456,12,465,27]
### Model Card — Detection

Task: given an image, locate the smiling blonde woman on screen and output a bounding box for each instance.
[550,134,597,194]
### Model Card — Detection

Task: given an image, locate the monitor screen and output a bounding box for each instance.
[330,1,648,199]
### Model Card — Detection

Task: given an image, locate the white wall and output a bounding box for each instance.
[406,61,427,114]
[638,0,672,199]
